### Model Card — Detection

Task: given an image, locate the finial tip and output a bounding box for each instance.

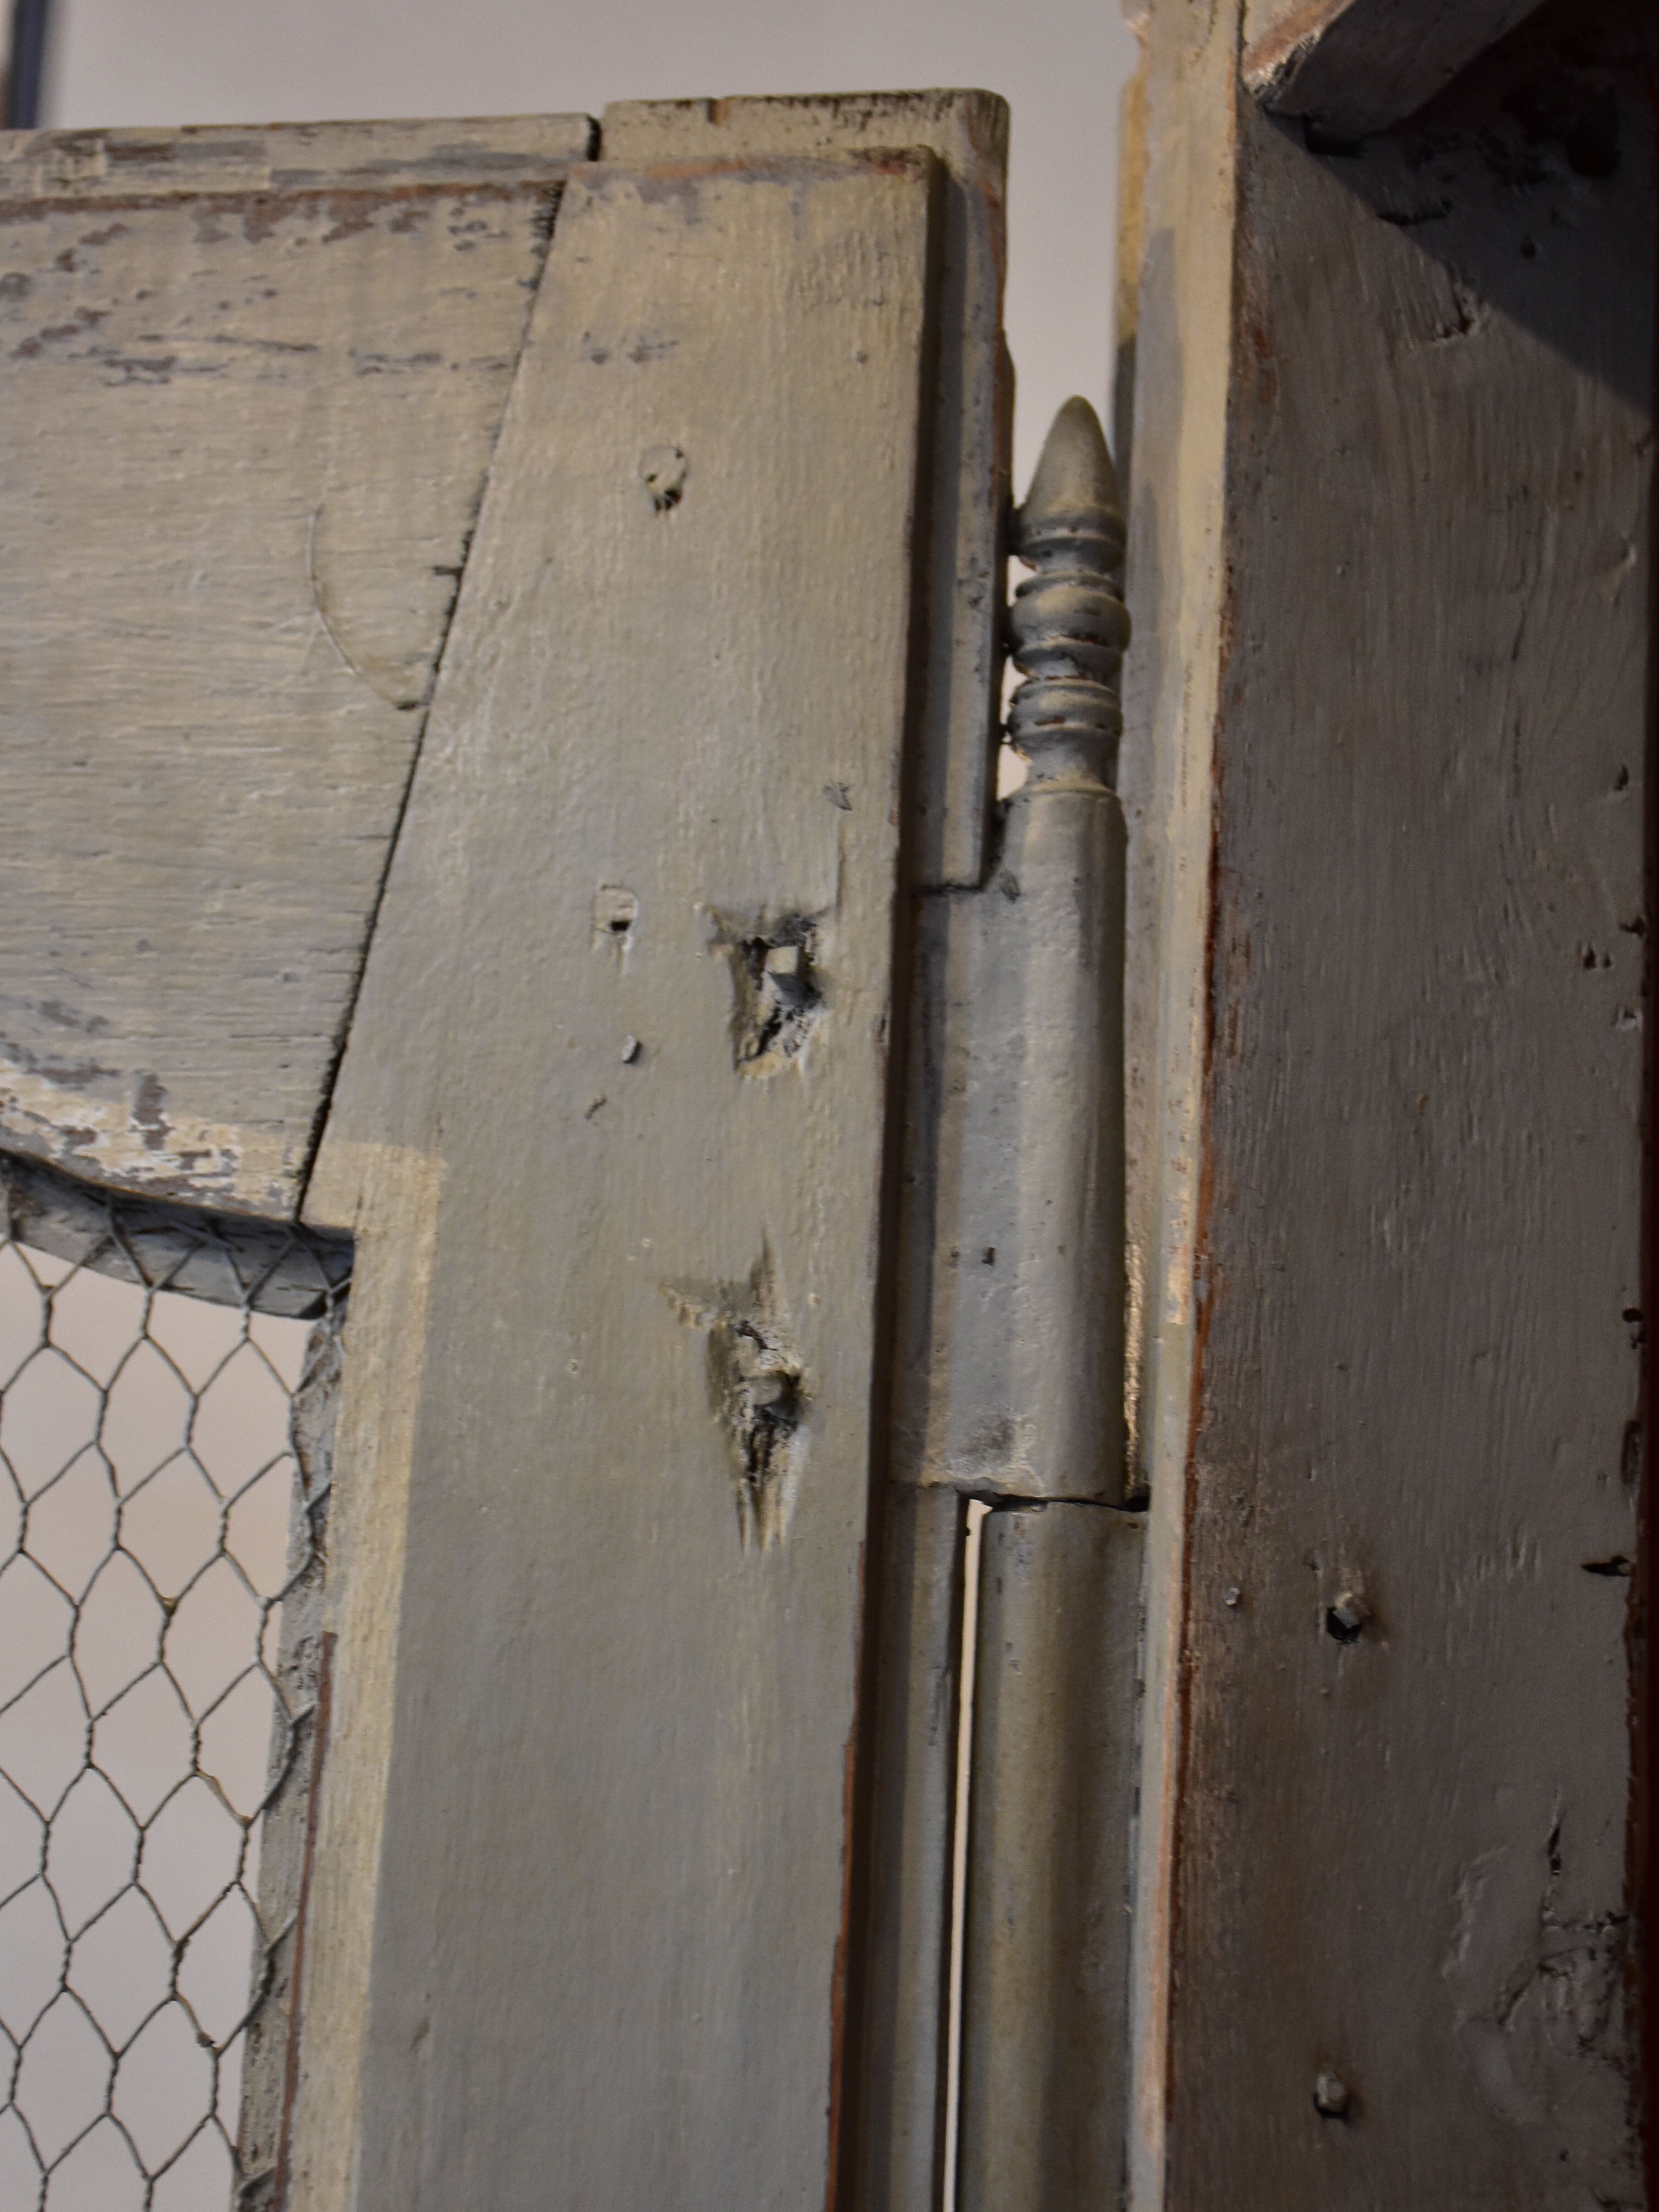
[1004,397,1129,789]
[1016,397,1120,551]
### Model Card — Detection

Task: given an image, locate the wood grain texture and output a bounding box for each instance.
[0,114,592,200]
[603,92,1011,888]
[279,1144,442,2212]
[0,117,589,1215]
[1153,8,1654,2203]
[1241,0,1548,137]
[299,153,937,2210]
[1116,4,1243,2199]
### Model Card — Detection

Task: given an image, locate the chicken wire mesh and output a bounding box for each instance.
[0,1155,349,2212]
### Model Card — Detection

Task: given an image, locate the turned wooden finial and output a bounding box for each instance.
[1006,397,1129,789]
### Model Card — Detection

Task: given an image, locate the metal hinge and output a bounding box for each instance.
[862,398,1141,2212]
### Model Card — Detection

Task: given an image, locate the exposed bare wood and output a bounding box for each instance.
[1242,0,1548,139]
[0,117,590,1216]
[1112,54,1149,504]
[1118,6,1245,2194]
[602,92,1011,889]
[1129,0,1653,2200]
[298,150,939,2210]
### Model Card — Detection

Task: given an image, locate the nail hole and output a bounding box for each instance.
[712,911,825,1075]
[1324,1593,1368,1644]
[639,443,687,512]
[592,884,638,950]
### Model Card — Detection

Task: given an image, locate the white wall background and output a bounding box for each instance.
[41,0,1139,493]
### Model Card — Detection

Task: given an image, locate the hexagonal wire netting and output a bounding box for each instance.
[0,1156,350,2212]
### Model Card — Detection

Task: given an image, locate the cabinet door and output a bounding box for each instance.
[0,100,1015,2212]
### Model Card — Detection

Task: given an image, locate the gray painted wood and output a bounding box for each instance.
[0,117,589,1216]
[958,1503,1142,2212]
[853,1484,968,2212]
[602,92,1011,889]
[1125,2,1653,2201]
[1241,0,1548,137]
[293,149,941,2212]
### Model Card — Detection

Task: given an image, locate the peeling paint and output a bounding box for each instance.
[0,1058,299,1211]
[708,908,827,1076]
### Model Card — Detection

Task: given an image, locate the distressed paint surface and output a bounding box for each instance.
[278,1142,443,2212]
[0,118,589,1214]
[603,91,1010,888]
[1140,6,1653,2202]
[298,153,936,2210]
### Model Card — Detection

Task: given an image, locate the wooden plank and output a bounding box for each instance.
[603,92,1011,888]
[0,114,593,199]
[1115,2,1242,2195]
[296,151,938,2210]
[1241,0,1548,138]
[852,1485,967,2212]
[1131,1,1654,2200]
[278,1144,443,2212]
[0,117,590,1217]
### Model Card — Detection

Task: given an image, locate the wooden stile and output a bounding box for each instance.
[1123,2,1655,2202]
[294,144,945,2211]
